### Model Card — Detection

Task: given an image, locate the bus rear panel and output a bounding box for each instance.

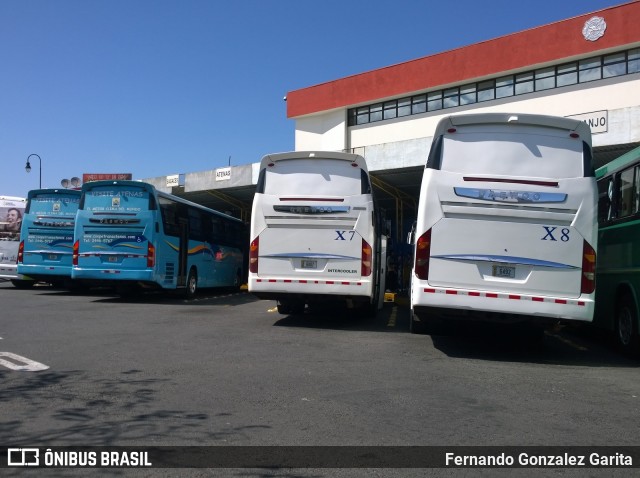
[18,189,80,285]
[72,182,158,285]
[411,113,597,328]
[249,151,385,314]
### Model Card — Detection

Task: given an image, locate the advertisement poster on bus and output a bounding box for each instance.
[0,196,26,273]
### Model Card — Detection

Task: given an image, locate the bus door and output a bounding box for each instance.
[177,218,189,287]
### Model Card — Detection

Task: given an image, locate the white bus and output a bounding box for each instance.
[0,195,33,288]
[409,113,597,333]
[249,151,386,315]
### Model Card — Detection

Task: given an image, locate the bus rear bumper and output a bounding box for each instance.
[249,276,373,302]
[72,268,155,282]
[18,264,72,280]
[412,286,594,324]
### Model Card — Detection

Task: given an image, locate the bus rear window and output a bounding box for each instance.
[82,186,151,212]
[438,131,585,179]
[262,159,367,196]
[27,194,80,216]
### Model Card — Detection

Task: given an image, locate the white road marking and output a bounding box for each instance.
[0,352,49,371]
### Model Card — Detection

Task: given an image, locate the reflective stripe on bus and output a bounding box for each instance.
[257,279,363,286]
[422,287,585,306]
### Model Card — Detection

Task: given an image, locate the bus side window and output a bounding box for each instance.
[188,208,204,242]
[597,178,614,224]
[635,166,640,214]
[160,199,180,236]
[618,166,636,219]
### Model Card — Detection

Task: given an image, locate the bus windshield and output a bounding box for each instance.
[27,192,80,217]
[82,185,152,213]
[262,158,366,196]
[439,129,585,178]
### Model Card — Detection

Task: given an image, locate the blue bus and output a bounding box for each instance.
[71,180,246,298]
[17,189,81,287]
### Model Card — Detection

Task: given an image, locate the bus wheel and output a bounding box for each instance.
[11,279,35,289]
[277,301,292,314]
[409,311,424,334]
[616,294,640,357]
[185,268,198,299]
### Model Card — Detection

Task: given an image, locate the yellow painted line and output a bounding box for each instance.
[387,306,397,328]
[546,331,588,351]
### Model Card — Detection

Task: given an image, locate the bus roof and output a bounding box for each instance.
[259,151,368,172]
[595,145,640,180]
[434,112,592,146]
[27,188,81,198]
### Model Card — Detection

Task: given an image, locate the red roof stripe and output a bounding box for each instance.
[287,3,640,118]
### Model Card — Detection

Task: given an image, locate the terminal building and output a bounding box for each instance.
[144,1,640,245]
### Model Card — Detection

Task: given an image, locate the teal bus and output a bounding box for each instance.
[17,188,81,287]
[71,180,246,298]
[595,145,640,356]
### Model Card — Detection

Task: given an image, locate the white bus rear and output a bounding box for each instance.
[410,113,597,332]
[249,151,386,315]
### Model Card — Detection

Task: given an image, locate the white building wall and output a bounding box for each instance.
[294,76,640,171]
[294,109,346,152]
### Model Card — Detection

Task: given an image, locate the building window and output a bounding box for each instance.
[477,80,495,102]
[495,76,514,98]
[443,88,459,108]
[556,62,577,87]
[535,67,555,91]
[460,84,477,105]
[398,98,411,117]
[579,57,602,82]
[370,103,383,122]
[603,52,627,78]
[514,72,534,95]
[427,91,442,111]
[356,106,369,125]
[347,48,639,126]
[383,100,397,120]
[412,95,426,114]
[629,48,640,73]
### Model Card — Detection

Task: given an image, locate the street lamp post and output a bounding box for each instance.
[25,153,42,188]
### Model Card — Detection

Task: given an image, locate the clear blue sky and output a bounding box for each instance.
[0,0,623,197]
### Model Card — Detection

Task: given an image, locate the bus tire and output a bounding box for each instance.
[185,268,198,299]
[616,294,640,358]
[277,301,292,314]
[409,311,424,334]
[11,279,35,289]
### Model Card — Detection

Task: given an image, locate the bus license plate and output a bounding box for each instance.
[301,260,317,269]
[492,265,515,278]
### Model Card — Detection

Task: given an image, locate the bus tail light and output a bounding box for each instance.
[581,240,596,294]
[17,241,24,264]
[414,229,432,280]
[249,237,259,274]
[147,243,156,268]
[361,239,372,277]
[73,240,79,266]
